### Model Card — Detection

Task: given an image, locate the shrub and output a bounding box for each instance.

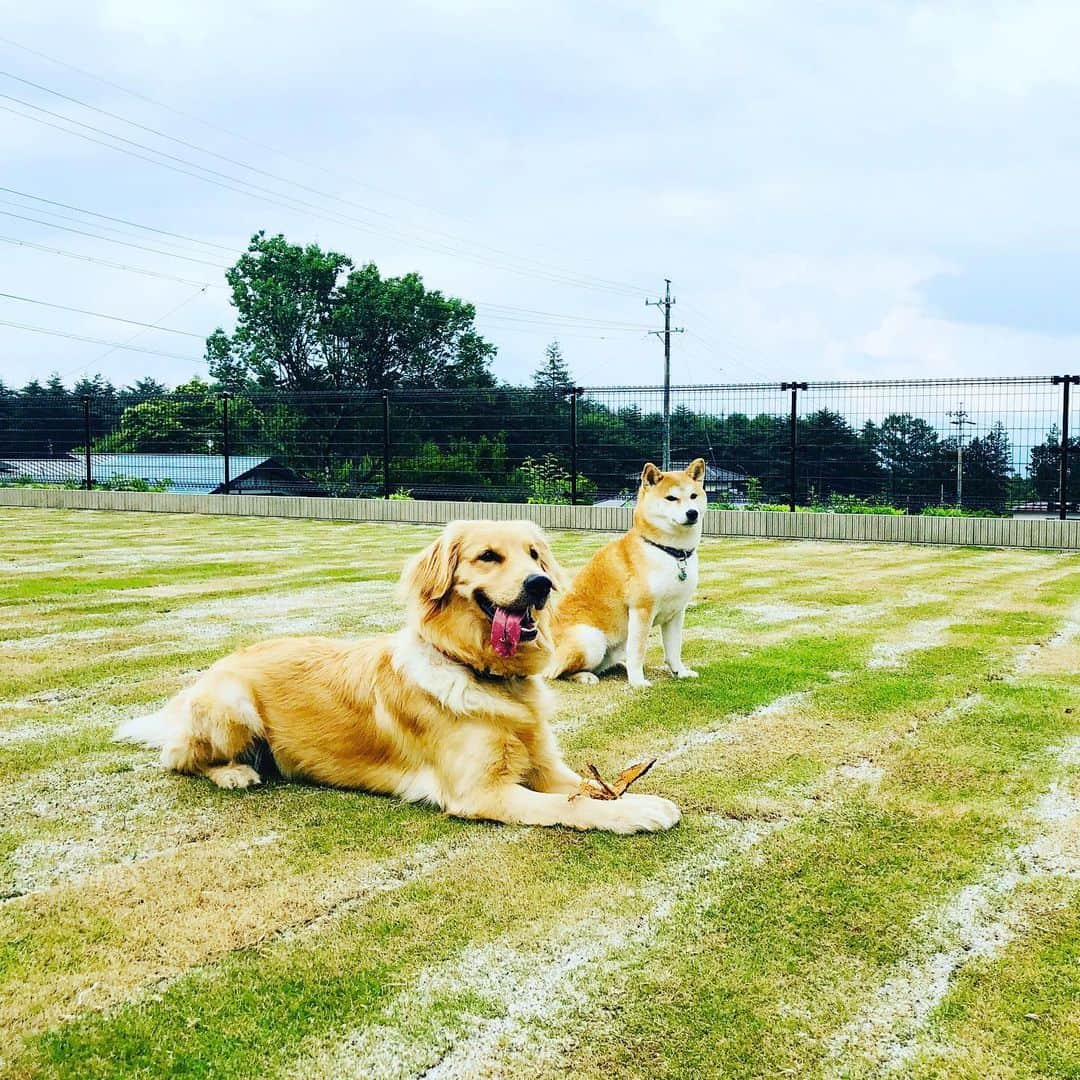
[921,505,1002,518]
[514,454,596,504]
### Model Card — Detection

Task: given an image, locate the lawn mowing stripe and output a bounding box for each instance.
[8,673,1080,1071]
[2,518,1071,1075]
[306,816,795,1080]
[0,622,954,1067]
[487,685,1078,1080]
[332,623,1079,1080]
[900,881,1080,1078]
[8,544,997,864]
[824,738,1080,1077]
[0,557,1067,1045]
[300,617,1073,1076]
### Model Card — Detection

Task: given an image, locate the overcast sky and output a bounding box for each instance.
[2,0,1080,390]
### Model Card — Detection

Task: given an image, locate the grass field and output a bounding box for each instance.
[1,507,1078,1080]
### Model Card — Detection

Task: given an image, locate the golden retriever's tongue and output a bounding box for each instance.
[491,607,524,657]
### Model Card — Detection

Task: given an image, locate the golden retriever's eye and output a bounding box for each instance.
[690,492,698,499]
[530,547,539,560]
[477,549,503,563]
[665,494,678,502]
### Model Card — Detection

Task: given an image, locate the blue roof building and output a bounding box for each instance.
[0,454,328,495]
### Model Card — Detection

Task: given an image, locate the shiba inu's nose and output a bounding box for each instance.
[685,507,699,523]
[523,574,552,601]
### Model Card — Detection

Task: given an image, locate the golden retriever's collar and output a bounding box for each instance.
[431,643,502,681]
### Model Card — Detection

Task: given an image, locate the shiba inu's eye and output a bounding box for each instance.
[530,547,539,560]
[690,492,698,499]
[477,549,503,563]
[665,495,677,502]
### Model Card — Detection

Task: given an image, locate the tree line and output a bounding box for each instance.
[1,233,1073,510]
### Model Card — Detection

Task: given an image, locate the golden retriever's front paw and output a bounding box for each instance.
[207,763,261,789]
[606,793,681,833]
[569,671,600,685]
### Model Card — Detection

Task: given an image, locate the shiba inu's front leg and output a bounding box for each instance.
[661,609,698,678]
[625,605,653,687]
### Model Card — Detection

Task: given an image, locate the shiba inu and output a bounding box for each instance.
[548,459,706,687]
[116,520,680,834]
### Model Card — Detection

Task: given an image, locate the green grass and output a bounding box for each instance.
[0,507,1078,1080]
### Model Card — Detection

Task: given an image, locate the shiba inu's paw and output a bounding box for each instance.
[627,675,652,688]
[569,671,600,685]
[670,666,699,679]
[206,763,261,789]
[607,793,681,833]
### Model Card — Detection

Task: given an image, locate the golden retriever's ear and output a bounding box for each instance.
[685,457,706,482]
[400,526,462,609]
[641,462,662,486]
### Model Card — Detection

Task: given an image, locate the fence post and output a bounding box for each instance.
[569,386,582,505]
[1052,375,1079,519]
[81,395,92,490]
[220,392,231,494]
[780,381,807,512]
[381,389,392,499]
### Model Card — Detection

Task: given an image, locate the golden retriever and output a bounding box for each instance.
[116,520,681,833]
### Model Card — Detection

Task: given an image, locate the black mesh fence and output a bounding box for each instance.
[0,376,1077,515]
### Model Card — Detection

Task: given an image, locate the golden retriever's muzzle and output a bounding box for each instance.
[476,574,552,657]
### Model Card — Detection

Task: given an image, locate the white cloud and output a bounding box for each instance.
[0,1,1078,389]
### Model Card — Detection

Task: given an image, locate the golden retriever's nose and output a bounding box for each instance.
[523,574,552,603]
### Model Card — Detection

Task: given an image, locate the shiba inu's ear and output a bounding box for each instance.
[641,462,662,486]
[400,524,462,609]
[685,458,706,482]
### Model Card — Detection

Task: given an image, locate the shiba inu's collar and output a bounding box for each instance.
[643,538,696,561]
[642,538,696,581]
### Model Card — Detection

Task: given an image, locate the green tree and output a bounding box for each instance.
[97,378,259,453]
[207,233,496,391]
[532,340,573,393]
[1028,426,1079,507]
[863,413,943,509]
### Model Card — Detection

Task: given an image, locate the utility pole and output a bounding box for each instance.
[646,279,684,470]
[947,404,976,507]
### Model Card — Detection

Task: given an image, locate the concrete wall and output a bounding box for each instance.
[2,487,1079,549]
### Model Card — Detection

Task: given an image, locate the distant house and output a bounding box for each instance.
[0,454,327,496]
[1012,500,1080,519]
[670,461,749,502]
[614,461,749,504]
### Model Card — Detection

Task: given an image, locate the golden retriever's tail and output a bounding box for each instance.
[116,677,265,789]
[115,705,175,748]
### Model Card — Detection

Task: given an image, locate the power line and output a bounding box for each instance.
[0,208,230,268]
[0,291,205,337]
[57,286,209,380]
[0,234,220,289]
[0,215,652,333]
[0,47,651,296]
[0,195,226,261]
[677,298,775,381]
[0,318,200,361]
[0,88,646,298]
[0,185,237,253]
